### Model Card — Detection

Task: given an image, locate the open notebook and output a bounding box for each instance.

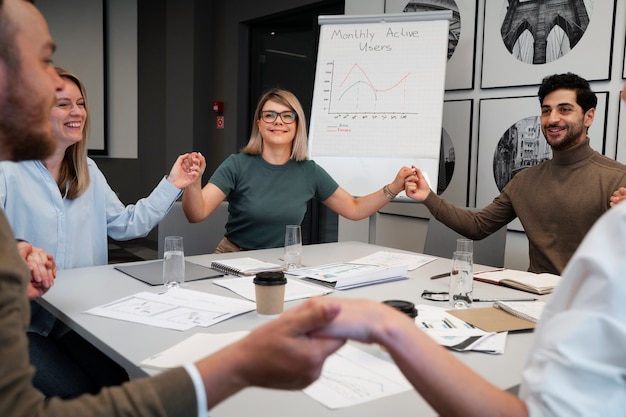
[115,260,224,286]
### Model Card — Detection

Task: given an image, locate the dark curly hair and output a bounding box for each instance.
[538,73,597,113]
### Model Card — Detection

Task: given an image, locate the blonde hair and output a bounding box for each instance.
[241,88,309,161]
[55,67,91,199]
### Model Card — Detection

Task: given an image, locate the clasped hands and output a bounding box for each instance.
[610,187,626,207]
[17,241,57,301]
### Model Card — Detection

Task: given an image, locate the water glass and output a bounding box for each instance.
[163,236,185,288]
[449,251,473,309]
[284,225,302,270]
[456,238,473,259]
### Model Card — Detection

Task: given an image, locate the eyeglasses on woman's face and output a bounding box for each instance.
[260,110,298,124]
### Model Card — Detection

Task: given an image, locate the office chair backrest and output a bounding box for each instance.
[158,201,229,257]
[423,212,507,268]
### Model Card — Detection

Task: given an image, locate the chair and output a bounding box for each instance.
[423,212,507,268]
[157,201,229,257]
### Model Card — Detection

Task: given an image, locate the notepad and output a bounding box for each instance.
[115,260,224,286]
[494,300,546,323]
[473,269,561,295]
[210,257,284,276]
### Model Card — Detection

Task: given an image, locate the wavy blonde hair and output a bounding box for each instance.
[55,67,91,199]
[241,88,309,161]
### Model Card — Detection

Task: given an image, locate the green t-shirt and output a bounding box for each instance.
[209,153,339,249]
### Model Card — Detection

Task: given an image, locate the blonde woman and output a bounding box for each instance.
[183,88,413,252]
[0,67,201,398]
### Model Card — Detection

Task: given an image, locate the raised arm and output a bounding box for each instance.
[181,151,227,223]
[166,152,203,189]
[322,166,413,220]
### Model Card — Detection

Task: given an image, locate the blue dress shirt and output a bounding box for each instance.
[0,158,181,269]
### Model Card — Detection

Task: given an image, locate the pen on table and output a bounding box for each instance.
[430,270,457,280]
[472,298,538,302]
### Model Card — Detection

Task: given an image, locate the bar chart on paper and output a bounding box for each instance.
[309,14,449,196]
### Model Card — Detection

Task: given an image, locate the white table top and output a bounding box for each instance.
[39,241,545,417]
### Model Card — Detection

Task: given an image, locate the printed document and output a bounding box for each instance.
[85,287,255,331]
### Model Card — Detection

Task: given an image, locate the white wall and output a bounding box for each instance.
[341,0,626,271]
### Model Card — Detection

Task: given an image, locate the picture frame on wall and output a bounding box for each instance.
[384,0,478,91]
[477,93,608,231]
[482,0,616,88]
[616,91,626,162]
[379,99,473,219]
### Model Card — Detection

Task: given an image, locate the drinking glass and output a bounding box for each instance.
[449,251,473,309]
[456,239,473,259]
[163,236,185,288]
[284,225,302,270]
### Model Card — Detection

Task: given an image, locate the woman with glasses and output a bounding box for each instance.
[182,88,413,252]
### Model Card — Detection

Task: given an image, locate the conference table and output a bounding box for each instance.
[39,241,547,416]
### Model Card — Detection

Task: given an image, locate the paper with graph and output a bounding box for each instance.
[310,14,449,197]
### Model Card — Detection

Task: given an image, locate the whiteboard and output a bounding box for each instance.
[309,12,449,198]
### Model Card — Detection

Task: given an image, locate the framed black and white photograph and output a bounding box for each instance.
[616,91,626,162]
[385,0,478,90]
[380,99,473,218]
[477,93,608,231]
[482,0,616,88]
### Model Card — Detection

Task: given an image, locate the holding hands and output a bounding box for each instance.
[17,241,57,300]
[387,166,416,196]
[167,152,206,189]
[196,298,346,408]
[609,187,626,207]
[404,166,433,202]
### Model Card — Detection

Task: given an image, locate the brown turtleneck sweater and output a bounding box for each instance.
[423,138,626,274]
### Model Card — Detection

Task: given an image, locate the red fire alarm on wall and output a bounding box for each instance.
[212,101,224,113]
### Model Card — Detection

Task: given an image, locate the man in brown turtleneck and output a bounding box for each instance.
[406,73,626,275]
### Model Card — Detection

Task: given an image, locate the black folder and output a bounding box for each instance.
[115,260,223,286]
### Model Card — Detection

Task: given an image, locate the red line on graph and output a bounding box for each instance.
[338,63,410,93]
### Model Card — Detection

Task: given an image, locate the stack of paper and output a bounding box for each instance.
[288,262,408,290]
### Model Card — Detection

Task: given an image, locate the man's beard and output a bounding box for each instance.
[543,120,585,152]
[0,71,55,162]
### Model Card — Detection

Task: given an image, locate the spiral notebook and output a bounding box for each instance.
[210,257,284,276]
[493,300,546,323]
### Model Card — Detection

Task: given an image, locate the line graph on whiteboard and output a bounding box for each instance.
[308,18,448,197]
[319,61,420,118]
[324,61,417,116]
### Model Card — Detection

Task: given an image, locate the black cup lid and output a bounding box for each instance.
[382,299,418,318]
[253,271,287,286]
